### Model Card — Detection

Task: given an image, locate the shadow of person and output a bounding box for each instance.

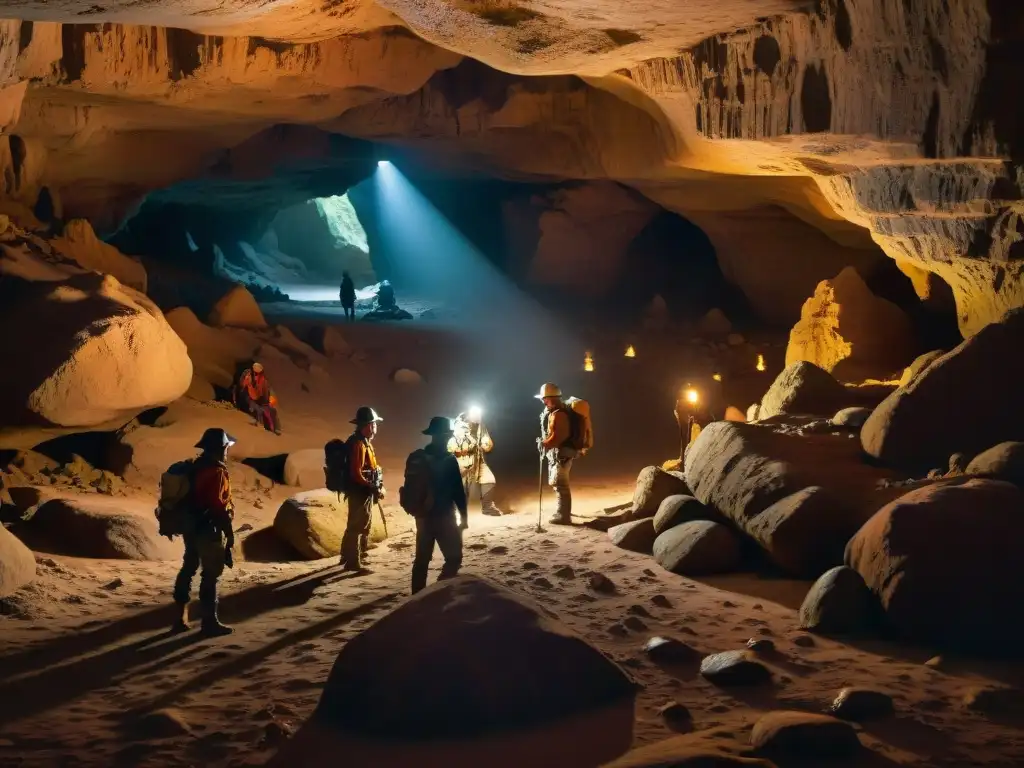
[0,565,349,725]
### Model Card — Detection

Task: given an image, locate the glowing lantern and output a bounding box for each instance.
[468,404,483,422]
[712,373,722,382]
[756,354,766,372]
[624,344,636,358]
[584,352,594,372]
[684,387,699,406]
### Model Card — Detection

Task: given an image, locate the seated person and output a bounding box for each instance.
[376,280,396,311]
[234,362,282,435]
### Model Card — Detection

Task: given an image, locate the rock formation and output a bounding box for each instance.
[785,266,918,382]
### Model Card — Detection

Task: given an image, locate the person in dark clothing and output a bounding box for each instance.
[172,428,236,637]
[339,271,356,321]
[410,416,468,594]
[377,280,396,311]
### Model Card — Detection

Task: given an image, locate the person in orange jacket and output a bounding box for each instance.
[171,428,236,637]
[340,406,384,573]
[235,362,281,435]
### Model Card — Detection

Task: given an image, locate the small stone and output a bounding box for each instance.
[722,600,737,608]
[588,572,616,594]
[643,636,698,664]
[608,622,629,637]
[699,650,772,686]
[623,616,647,632]
[236,523,254,533]
[102,577,124,590]
[752,603,763,610]
[523,562,540,570]
[746,638,775,653]
[799,566,875,635]
[924,655,943,668]
[829,688,895,721]
[651,594,672,608]
[533,577,553,589]
[657,701,692,732]
[553,565,575,579]
[133,708,191,738]
[489,546,508,555]
[792,634,816,647]
[262,719,294,745]
[467,542,488,550]
[962,686,1024,715]
[628,604,652,618]
[751,710,861,757]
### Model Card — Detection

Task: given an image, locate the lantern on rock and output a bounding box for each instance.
[624,345,636,358]
[584,352,594,372]
[756,354,766,372]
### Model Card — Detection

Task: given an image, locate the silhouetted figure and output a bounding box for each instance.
[340,271,356,321]
[377,280,396,311]
[405,417,467,594]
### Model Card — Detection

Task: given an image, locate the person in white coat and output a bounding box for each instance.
[448,411,503,516]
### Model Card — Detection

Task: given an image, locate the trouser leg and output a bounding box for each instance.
[480,482,502,515]
[197,531,226,610]
[173,536,200,605]
[435,516,464,581]
[342,491,372,568]
[411,518,436,594]
[548,454,573,524]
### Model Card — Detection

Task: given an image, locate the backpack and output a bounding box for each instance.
[324,438,351,495]
[563,397,594,455]
[399,449,436,517]
[156,459,198,537]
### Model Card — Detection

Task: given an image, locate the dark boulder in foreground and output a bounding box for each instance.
[846,479,1024,649]
[799,566,876,635]
[631,467,690,520]
[269,575,638,767]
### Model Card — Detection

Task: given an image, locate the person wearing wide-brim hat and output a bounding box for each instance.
[339,406,384,573]
[403,416,468,594]
[449,410,502,516]
[171,427,237,637]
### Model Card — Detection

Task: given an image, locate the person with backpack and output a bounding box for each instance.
[402,416,468,594]
[535,382,592,526]
[169,427,237,637]
[338,406,384,573]
[339,271,356,321]
[234,362,281,435]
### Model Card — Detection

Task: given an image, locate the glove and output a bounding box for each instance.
[224,546,234,569]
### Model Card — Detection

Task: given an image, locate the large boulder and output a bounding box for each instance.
[165,307,259,388]
[652,494,714,535]
[273,490,386,560]
[283,449,326,488]
[0,273,192,428]
[653,521,742,576]
[799,566,876,634]
[785,267,917,382]
[270,576,638,767]
[751,711,861,758]
[603,727,775,767]
[684,421,902,575]
[608,519,657,554]
[966,442,1024,487]
[0,524,35,597]
[208,284,267,329]
[745,486,848,577]
[845,479,1024,648]
[758,362,849,420]
[631,466,690,520]
[26,496,180,560]
[52,219,148,292]
[897,349,944,387]
[861,309,1024,469]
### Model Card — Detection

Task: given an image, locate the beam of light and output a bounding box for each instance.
[370,160,579,400]
[377,160,390,168]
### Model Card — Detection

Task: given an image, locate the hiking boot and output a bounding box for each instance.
[200,601,233,637]
[548,514,572,526]
[171,601,190,633]
[341,562,373,575]
[482,503,503,516]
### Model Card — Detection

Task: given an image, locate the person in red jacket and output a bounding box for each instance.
[172,428,236,637]
[235,362,281,435]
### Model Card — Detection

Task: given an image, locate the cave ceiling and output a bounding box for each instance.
[0,0,1021,336]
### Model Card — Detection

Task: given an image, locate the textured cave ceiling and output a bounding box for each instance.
[0,0,1021,336]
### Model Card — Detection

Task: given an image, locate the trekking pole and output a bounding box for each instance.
[536,449,546,533]
[376,501,389,539]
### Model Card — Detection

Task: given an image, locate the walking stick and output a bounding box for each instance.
[376,501,389,539]
[536,449,546,533]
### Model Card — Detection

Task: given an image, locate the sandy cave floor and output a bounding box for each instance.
[3,492,1024,768]
[2,311,1024,767]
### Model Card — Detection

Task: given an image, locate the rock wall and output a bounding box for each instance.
[0,1,1019,336]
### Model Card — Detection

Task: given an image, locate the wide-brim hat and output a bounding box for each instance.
[422,416,454,436]
[195,428,236,449]
[252,362,264,373]
[534,382,562,400]
[351,406,383,425]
